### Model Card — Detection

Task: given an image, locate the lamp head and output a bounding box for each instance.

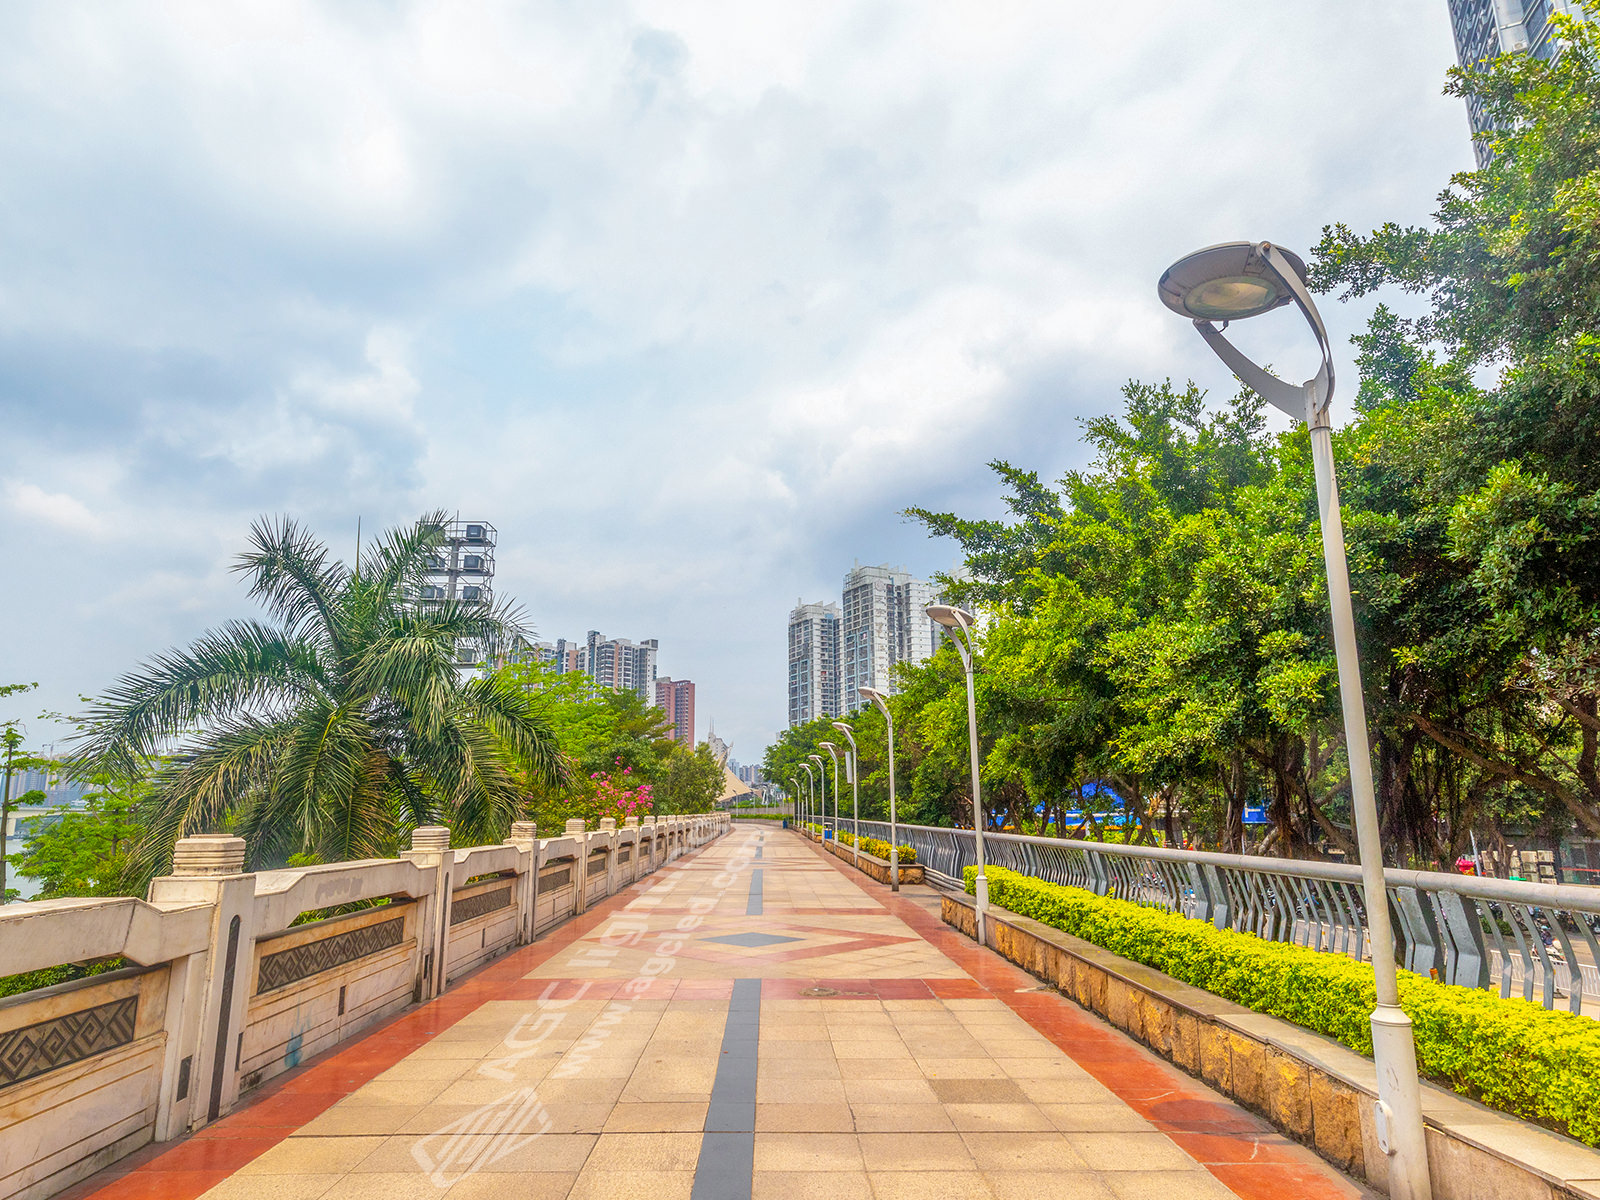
[925,603,976,630]
[1157,240,1307,322]
[818,740,836,752]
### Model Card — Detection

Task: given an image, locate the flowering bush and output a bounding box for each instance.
[589,758,653,820]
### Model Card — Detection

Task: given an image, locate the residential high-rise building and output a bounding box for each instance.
[580,630,658,701]
[839,563,945,714]
[528,638,581,673]
[787,601,841,727]
[656,677,696,745]
[1446,0,1572,165]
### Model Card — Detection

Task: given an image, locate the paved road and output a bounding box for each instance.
[67,825,1372,1200]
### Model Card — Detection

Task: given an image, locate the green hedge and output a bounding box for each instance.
[803,823,917,864]
[965,865,1600,1146]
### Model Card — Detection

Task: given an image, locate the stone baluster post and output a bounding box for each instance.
[147,834,255,1134]
[402,826,453,1002]
[506,821,538,944]
[565,819,588,913]
[599,818,618,897]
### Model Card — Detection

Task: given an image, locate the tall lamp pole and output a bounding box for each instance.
[807,755,826,836]
[799,761,816,831]
[819,742,841,843]
[1158,240,1430,1200]
[832,722,860,866]
[858,687,899,891]
[925,604,987,946]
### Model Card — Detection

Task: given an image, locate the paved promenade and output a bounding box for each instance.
[65,826,1371,1200]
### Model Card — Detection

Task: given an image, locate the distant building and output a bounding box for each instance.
[788,600,841,727]
[528,638,581,673]
[839,563,944,714]
[580,630,658,701]
[419,517,496,665]
[1446,0,1573,165]
[655,677,696,745]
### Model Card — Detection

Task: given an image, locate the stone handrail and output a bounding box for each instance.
[0,811,730,1200]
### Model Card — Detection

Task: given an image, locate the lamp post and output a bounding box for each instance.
[807,754,826,837]
[925,604,988,947]
[799,761,816,832]
[858,686,899,891]
[1158,240,1431,1200]
[819,742,841,844]
[831,722,861,866]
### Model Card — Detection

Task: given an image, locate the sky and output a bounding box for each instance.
[0,2,1472,763]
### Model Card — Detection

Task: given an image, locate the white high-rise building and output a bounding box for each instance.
[839,564,944,714]
[787,601,841,727]
[1446,0,1573,165]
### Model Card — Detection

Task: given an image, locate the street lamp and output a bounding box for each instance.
[807,754,826,836]
[858,686,899,891]
[831,722,860,867]
[799,761,817,831]
[819,742,842,843]
[1159,239,1431,1200]
[925,603,988,947]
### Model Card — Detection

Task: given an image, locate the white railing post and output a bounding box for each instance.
[506,821,539,944]
[147,835,256,1132]
[565,820,589,912]
[401,826,453,1002]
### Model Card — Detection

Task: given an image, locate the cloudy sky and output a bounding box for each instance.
[0,2,1469,761]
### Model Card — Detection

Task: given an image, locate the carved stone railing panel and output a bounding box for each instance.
[0,995,138,1088]
[256,916,406,994]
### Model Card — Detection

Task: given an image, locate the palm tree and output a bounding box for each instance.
[73,513,564,874]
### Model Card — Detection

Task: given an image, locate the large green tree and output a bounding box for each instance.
[73,514,564,874]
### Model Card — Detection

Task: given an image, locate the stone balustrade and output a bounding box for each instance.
[0,811,730,1200]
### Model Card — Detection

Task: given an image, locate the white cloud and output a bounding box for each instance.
[0,0,1471,755]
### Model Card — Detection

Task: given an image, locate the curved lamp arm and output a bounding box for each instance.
[1193,242,1335,428]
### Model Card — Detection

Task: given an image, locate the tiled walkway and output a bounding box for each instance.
[66,826,1373,1200]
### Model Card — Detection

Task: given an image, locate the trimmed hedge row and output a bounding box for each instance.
[803,824,917,864]
[966,865,1600,1146]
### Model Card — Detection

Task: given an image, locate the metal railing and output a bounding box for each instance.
[845,819,1600,1016]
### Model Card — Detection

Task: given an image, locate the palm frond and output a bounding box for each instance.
[233,515,347,646]
[459,673,567,791]
[71,622,327,777]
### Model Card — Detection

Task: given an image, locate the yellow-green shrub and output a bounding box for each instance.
[834,827,916,864]
[966,865,1600,1145]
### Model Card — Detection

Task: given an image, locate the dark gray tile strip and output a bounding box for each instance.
[745,868,763,916]
[692,977,760,1199]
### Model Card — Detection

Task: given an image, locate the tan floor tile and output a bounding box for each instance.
[534,1103,616,1134]
[1060,1133,1198,1172]
[341,1079,454,1106]
[198,1175,340,1199]
[442,1171,576,1199]
[978,1172,1117,1200]
[1014,1077,1118,1105]
[297,1105,426,1136]
[566,1169,694,1200]
[835,1058,925,1080]
[842,1077,939,1105]
[602,1102,709,1132]
[850,1103,955,1132]
[858,1132,975,1172]
[1102,1170,1240,1199]
[997,1057,1094,1079]
[755,1103,857,1132]
[868,1172,994,1200]
[321,1172,461,1199]
[526,1078,627,1106]
[917,1059,1006,1080]
[927,1078,1029,1105]
[434,1078,551,1106]
[755,1132,865,1172]
[1040,1104,1157,1133]
[962,1131,1090,1172]
[376,1059,477,1081]
[238,1137,387,1175]
[758,1077,848,1104]
[753,1171,873,1200]
[472,1133,598,1173]
[945,1103,1055,1133]
[759,1057,843,1080]
[583,1132,702,1172]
